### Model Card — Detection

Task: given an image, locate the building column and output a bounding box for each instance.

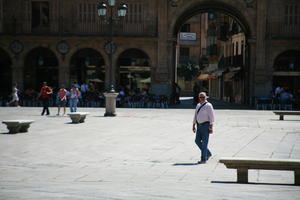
[11,55,24,90]
[111,57,117,90]
[152,0,172,95]
[59,57,70,87]
[253,0,271,97]
[247,39,256,105]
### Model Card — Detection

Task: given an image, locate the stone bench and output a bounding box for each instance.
[68,112,89,123]
[219,157,300,185]
[273,111,300,120]
[2,120,35,134]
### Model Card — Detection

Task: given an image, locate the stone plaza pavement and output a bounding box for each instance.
[0,105,300,200]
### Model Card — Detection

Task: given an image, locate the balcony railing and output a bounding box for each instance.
[224,55,244,68]
[1,18,157,37]
[267,21,300,39]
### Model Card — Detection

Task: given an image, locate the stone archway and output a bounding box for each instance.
[24,47,59,90]
[273,50,300,108]
[70,48,105,92]
[171,1,252,37]
[117,48,150,93]
[168,0,253,103]
[0,48,12,102]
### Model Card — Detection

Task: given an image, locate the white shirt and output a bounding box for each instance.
[193,101,215,125]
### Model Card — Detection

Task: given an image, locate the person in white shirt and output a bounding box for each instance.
[7,86,20,107]
[192,92,215,164]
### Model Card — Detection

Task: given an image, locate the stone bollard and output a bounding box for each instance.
[104,92,118,117]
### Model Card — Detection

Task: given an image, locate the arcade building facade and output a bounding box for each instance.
[0,0,299,106]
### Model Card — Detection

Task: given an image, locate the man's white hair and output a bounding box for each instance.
[199,92,207,98]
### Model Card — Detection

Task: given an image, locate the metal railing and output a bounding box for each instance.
[267,21,300,38]
[0,18,157,37]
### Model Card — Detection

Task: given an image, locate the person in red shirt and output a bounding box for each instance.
[38,82,53,115]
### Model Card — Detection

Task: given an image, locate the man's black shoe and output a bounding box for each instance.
[197,160,206,164]
[208,154,212,160]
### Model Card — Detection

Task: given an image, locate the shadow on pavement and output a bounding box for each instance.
[173,162,199,166]
[211,181,296,186]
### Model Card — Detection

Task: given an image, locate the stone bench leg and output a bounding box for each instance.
[19,123,31,132]
[237,168,248,183]
[6,124,21,134]
[79,115,86,123]
[70,115,81,123]
[279,115,284,120]
[295,170,300,185]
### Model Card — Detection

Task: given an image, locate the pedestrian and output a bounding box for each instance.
[80,82,89,104]
[274,86,282,98]
[192,92,215,164]
[174,82,181,104]
[69,85,81,112]
[38,82,53,116]
[56,85,67,116]
[7,85,20,107]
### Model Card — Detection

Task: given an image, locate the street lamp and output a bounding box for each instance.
[97,0,127,89]
[97,0,127,116]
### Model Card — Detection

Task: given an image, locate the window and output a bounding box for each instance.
[126,3,143,23]
[179,47,190,64]
[180,47,190,57]
[208,12,216,21]
[0,0,2,21]
[180,24,190,32]
[79,2,96,23]
[32,1,49,29]
[284,4,299,26]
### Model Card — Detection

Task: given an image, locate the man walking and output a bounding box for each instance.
[192,92,215,164]
[38,82,53,116]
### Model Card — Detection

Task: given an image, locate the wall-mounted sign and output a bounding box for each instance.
[180,32,197,41]
[57,41,70,54]
[10,40,24,54]
[104,41,117,54]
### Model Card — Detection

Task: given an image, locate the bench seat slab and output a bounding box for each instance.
[220,157,300,185]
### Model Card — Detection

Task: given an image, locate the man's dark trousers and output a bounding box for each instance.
[41,98,50,115]
[195,122,212,161]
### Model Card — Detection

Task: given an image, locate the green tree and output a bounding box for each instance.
[177,61,201,81]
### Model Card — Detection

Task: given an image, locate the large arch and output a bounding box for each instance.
[168,0,253,104]
[170,1,253,37]
[117,48,151,93]
[273,50,300,108]
[70,48,105,91]
[0,48,12,102]
[24,47,59,91]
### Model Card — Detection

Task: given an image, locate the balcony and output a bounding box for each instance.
[223,55,244,68]
[267,21,300,39]
[0,18,157,37]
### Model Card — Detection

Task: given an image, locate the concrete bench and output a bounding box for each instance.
[68,112,89,123]
[2,120,35,134]
[273,111,300,120]
[219,157,300,185]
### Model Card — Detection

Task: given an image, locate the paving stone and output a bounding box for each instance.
[0,106,300,200]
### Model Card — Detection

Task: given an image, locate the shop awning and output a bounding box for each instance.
[140,77,151,83]
[224,71,238,81]
[211,69,224,76]
[198,74,209,80]
[198,74,220,80]
[208,75,218,79]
